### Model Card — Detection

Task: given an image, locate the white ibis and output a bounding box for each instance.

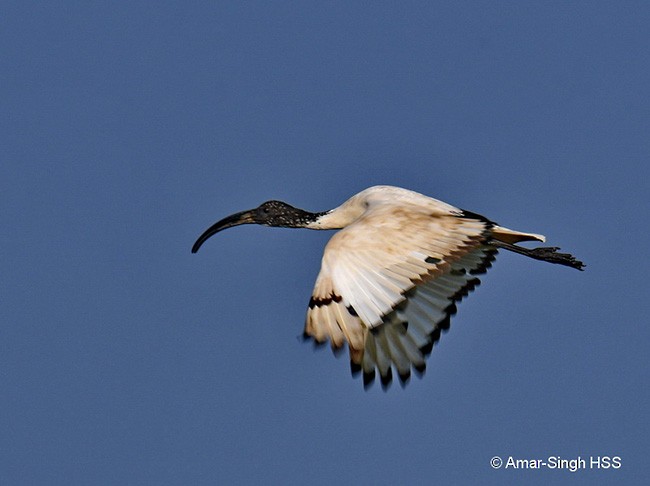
[192,185,583,389]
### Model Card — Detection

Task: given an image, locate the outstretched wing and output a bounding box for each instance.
[303,203,497,389]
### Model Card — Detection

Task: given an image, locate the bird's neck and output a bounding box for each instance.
[304,199,367,230]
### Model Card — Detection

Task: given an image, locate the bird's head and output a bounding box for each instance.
[192,200,323,253]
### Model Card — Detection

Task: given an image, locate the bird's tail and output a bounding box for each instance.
[490,226,585,271]
[491,225,546,244]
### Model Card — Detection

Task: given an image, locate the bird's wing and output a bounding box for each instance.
[304,203,497,389]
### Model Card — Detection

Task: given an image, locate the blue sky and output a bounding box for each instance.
[2,2,648,485]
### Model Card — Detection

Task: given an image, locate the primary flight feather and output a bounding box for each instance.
[192,185,583,389]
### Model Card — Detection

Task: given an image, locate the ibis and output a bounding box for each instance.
[192,185,583,389]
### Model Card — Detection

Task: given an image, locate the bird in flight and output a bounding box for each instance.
[192,185,583,389]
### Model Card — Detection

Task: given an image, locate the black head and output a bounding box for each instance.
[252,200,320,227]
[191,200,324,253]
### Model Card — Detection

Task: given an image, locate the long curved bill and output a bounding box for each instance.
[191,210,255,253]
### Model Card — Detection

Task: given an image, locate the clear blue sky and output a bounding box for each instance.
[2,2,648,485]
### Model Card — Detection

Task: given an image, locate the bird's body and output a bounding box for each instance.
[192,185,583,389]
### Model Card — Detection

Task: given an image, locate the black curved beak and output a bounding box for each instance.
[191,210,255,253]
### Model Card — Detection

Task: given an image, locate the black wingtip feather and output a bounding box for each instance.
[380,368,393,390]
[413,362,426,377]
[420,341,434,357]
[312,339,326,349]
[398,367,411,382]
[363,369,375,389]
[398,371,410,388]
[445,303,458,316]
[350,361,362,376]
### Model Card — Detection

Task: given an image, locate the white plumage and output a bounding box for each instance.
[192,185,583,389]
